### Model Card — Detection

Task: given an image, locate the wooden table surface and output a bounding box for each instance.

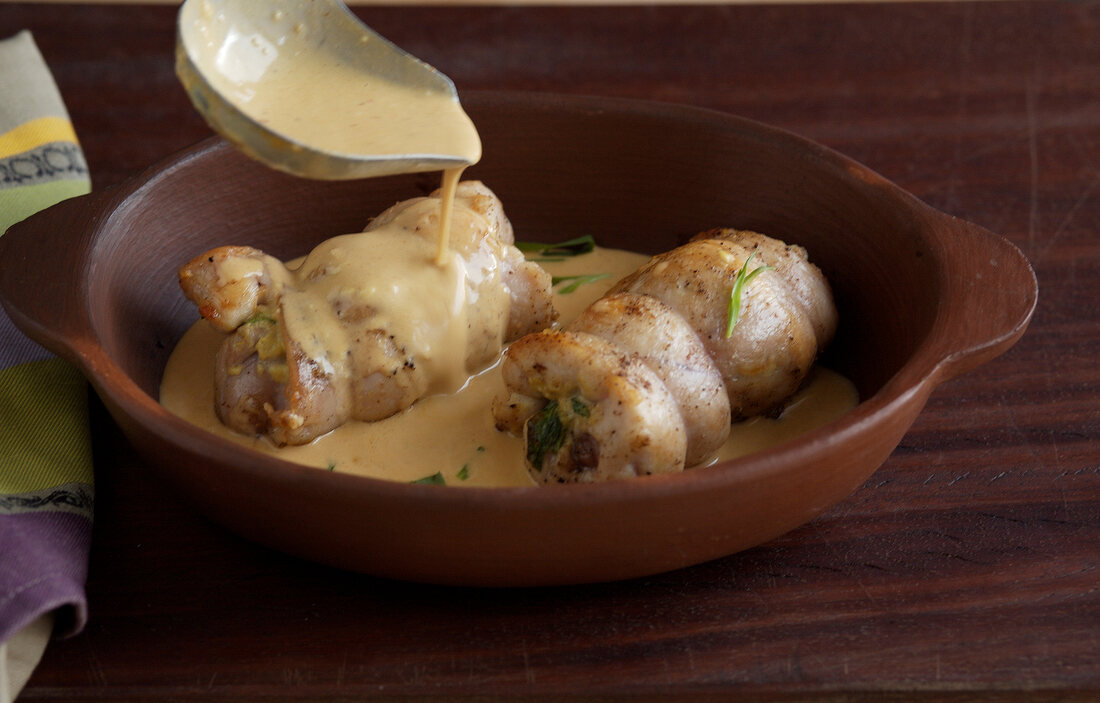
[4,2,1097,700]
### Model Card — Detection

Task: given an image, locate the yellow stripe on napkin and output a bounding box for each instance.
[0,117,79,160]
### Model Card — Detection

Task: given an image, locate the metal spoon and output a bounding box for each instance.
[175,0,479,180]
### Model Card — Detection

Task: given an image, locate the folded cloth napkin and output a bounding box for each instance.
[0,30,94,700]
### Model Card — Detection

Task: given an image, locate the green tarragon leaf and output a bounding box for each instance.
[726,251,773,338]
[515,235,596,262]
[551,273,610,294]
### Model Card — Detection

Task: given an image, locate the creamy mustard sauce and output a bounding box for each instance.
[435,166,465,264]
[293,227,470,392]
[162,247,858,487]
[208,188,509,405]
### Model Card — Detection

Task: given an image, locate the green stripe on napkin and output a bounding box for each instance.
[0,180,89,236]
[0,358,92,496]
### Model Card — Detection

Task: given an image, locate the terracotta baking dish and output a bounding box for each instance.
[0,93,1036,586]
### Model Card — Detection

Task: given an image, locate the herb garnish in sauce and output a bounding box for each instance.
[552,273,611,294]
[515,235,596,262]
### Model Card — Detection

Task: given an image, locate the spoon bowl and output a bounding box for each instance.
[175,0,479,180]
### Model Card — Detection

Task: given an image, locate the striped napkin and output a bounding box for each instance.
[0,30,94,699]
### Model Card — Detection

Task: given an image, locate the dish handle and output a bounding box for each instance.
[0,189,117,365]
[928,214,1038,383]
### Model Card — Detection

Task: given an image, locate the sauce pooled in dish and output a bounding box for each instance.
[164,214,857,486]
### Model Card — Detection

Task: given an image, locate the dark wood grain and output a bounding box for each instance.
[3,1,1097,699]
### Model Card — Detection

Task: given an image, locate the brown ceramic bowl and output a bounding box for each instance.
[0,93,1036,586]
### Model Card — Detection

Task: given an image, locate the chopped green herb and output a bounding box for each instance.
[476,446,486,453]
[552,273,611,294]
[515,235,596,261]
[325,461,336,472]
[457,463,470,481]
[726,252,773,338]
[525,397,592,469]
[570,397,590,418]
[244,311,277,326]
[526,400,567,470]
[411,472,446,485]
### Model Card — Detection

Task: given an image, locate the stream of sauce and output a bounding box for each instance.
[161,247,858,487]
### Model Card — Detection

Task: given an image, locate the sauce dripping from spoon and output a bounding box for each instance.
[176,0,481,261]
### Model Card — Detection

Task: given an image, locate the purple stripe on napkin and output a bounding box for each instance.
[0,307,51,368]
[0,511,91,642]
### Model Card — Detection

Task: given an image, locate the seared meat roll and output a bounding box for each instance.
[179,181,556,445]
[493,329,688,483]
[613,228,837,421]
[569,293,730,468]
[494,228,836,484]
